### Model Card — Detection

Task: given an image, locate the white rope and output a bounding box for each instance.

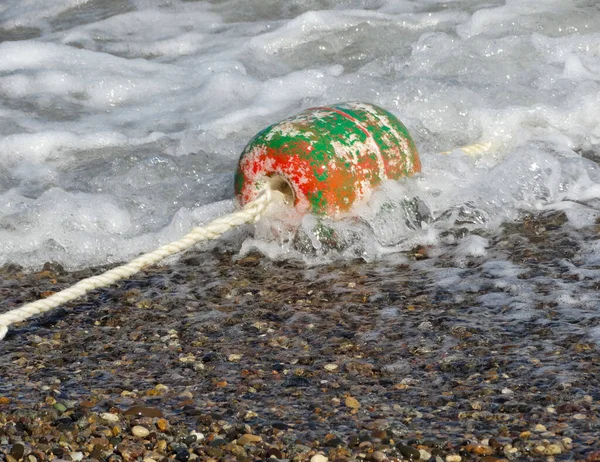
[440,142,492,156]
[0,189,276,341]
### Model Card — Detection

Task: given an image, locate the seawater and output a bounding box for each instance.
[0,1,599,280]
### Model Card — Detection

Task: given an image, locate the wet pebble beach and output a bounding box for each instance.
[1,211,600,462]
[1,0,600,459]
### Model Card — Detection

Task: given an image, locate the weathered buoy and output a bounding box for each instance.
[235,102,421,218]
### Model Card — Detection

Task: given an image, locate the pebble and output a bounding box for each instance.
[193,362,205,371]
[183,435,197,445]
[225,443,247,458]
[202,352,218,362]
[418,320,433,330]
[70,452,84,461]
[10,443,25,460]
[131,425,151,438]
[89,445,103,459]
[190,431,205,442]
[54,402,67,413]
[372,450,388,462]
[175,448,190,462]
[545,444,562,455]
[117,440,146,460]
[156,418,169,431]
[446,455,462,462]
[534,423,547,432]
[470,401,483,410]
[324,436,344,447]
[124,406,164,418]
[228,353,242,362]
[267,448,283,459]
[465,444,493,455]
[587,451,600,462]
[324,363,339,371]
[236,433,262,445]
[397,445,420,460]
[345,396,360,409]
[101,412,121,423]
[155,383,169,393]
[272,422,290,430]
[310,454,328,462]
[419,449,432,460]
[209,438,226,447]
[283,376,311,387]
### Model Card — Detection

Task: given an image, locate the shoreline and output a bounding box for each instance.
[1,211,600,461]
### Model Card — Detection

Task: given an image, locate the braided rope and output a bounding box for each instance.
[0,189,275,341]
[440,142,492,156]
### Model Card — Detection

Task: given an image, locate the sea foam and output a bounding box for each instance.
[0,0,598,270]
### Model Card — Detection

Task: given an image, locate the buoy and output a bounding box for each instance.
[235,102,421,217]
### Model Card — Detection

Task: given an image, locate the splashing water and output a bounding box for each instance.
[0,0,598,270]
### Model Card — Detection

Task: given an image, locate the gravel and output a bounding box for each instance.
[1,211,600,461]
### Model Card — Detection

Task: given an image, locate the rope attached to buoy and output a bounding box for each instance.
[440,142,492,156]
[0,188,277,341]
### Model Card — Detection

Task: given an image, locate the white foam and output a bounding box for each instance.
[0,0,598,273]
[0,0,87,31]
[0,131,129,164]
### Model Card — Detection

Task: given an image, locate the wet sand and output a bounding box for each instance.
[1,211,600,461]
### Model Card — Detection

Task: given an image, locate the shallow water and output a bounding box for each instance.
[0,0,598,268]
[2,2,600,339]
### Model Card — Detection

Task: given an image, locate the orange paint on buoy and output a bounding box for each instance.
[235,102,421,217]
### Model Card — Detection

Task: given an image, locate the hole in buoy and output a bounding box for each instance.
[269,175,295,205]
